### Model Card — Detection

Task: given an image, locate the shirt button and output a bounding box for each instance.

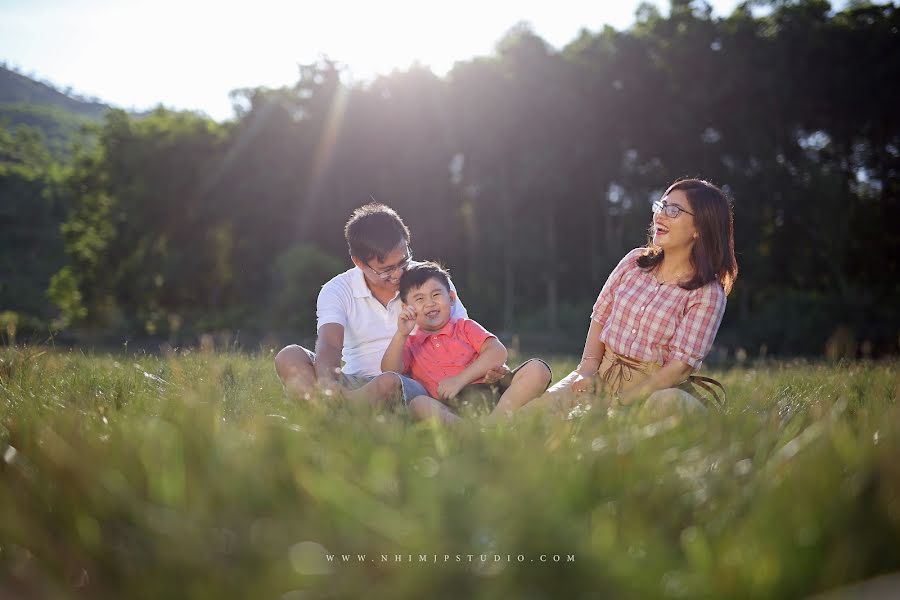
[631,329,637,334]
[640,306,645,311]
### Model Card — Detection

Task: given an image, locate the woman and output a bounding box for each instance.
[536,178,738,417]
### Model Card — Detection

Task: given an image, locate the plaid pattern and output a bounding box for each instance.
[591,248,726,369]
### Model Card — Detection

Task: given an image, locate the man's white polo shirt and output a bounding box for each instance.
[316,265,468,377]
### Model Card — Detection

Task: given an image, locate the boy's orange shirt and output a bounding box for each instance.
[402,318,496,399]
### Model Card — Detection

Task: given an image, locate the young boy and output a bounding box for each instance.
[381,262,552,425]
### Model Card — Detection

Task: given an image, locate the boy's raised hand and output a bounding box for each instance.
[397,305,417,337]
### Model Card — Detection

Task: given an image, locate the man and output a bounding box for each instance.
[275,203,505,408]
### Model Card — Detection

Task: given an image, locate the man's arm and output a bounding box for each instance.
[448,278,468,319]
[314,323,344,384]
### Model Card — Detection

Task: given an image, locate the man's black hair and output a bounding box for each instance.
[344,203,411,264]
[399,262,452,303]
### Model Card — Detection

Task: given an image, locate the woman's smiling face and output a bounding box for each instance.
[652,190,698,251]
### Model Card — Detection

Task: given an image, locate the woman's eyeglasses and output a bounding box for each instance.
[652,200,694,219]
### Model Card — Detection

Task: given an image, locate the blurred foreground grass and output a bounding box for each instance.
[1,347,899,599]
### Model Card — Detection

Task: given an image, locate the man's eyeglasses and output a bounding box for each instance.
[652,200,694,219]
[366,252,412,280]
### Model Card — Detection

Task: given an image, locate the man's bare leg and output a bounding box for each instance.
[341,373,403,412]
[274,345,318,399]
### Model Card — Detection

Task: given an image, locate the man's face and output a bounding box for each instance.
[353,242,411,293]
[403,277,455,332]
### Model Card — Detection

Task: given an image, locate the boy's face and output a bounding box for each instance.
[404,277,455,332]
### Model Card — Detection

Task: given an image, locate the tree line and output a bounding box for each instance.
[2,0,898,357]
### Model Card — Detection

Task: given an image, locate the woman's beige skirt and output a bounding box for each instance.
[527,347,707,418]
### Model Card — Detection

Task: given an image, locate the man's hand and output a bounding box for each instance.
[437,375,467,401]
[397,305,417,337]
[482,363,511,385]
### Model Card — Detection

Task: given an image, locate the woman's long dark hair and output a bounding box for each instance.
[637,178,738,294]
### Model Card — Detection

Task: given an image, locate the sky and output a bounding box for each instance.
[3,0,754,121]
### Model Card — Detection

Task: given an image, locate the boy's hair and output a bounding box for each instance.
[344,203,411,263]
[399,262,452,303]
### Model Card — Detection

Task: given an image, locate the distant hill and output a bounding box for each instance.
[0,65,109,118]
[0,65,113,154]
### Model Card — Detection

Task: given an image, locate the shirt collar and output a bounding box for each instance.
[349,267,370,298]
[413,317,459,340]
[350,266,401,303]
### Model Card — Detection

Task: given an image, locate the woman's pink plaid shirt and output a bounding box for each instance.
[591,248,726,369]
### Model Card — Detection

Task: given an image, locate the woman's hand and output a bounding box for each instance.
[482,364,511,384]
[571,372,596,395]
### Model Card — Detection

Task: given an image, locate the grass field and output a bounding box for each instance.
[1,347,899,599]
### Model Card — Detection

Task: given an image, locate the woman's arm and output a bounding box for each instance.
[574,250,639,381]
[565,317,608,394]
[576,317,606,376]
